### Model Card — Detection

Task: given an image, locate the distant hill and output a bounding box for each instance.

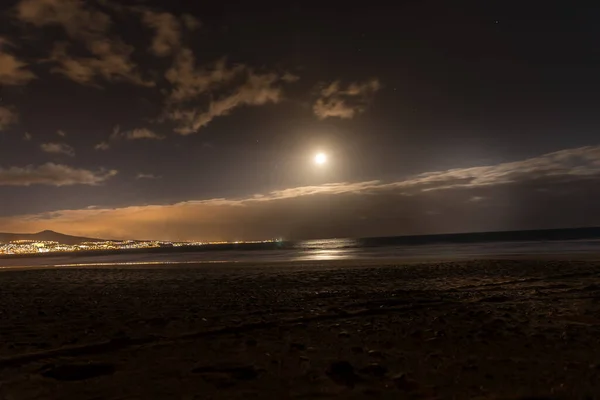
[0,230,104,245]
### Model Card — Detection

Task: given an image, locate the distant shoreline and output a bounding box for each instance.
[2,226,600,261]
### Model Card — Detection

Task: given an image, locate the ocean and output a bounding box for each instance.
[1,227,600,268]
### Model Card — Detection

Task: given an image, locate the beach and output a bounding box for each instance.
[1,259,600,399]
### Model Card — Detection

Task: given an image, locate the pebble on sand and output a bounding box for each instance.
[367,350,384,358]
[392,373,419,391]
[359,363,388,377]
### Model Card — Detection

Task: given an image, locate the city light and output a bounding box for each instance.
[0,238,277,255]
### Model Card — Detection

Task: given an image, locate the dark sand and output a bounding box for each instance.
[1,259,600,399]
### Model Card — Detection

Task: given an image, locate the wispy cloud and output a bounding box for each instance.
[161,50,296,133]
[40,142,75,157]
[95,127,163,150]
[110,126,164,141]
[15,0,111,37]
[181,14,201,30]
[0,106,19,130]
[121,128,164,140]
[282,72,300,83]
[100,4,199,55]
[94,141,110,151]
[136,173,159,180]
[57,129,66,137]
[0,163,117,186]
[48,40,153,87]
[385,145,600,192]
[314,78,381,119]
[142,10,182,57]
[165,52,245,104]
[11,1,297,131]
[0,37,36,85]
[168,71,290,135]
[5,145,600,241]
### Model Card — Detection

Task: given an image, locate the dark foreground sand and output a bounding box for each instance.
[1,259,600,399]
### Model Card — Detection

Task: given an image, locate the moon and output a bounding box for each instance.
[314,153,327,165]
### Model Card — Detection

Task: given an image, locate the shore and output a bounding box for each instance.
[1,259,599,399]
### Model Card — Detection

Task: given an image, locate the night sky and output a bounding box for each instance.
[1,0,600,241]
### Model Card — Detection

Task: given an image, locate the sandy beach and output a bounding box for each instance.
[1,259,600,399]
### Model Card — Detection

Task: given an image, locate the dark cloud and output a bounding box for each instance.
[6,0,306,135]
[99,2,198,56]
[16,0,152,87]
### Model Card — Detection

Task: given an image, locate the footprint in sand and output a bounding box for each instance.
[40,362,116,381]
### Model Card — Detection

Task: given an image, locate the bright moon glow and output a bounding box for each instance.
[314,153,327,165]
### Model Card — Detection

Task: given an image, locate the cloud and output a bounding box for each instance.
[313,98,355,119]
[57,129,66,137]
[24,132,32,141]
[95,127,163,150]
[0,106,19,130]
[40,142,75,157]
[48,40,153,87]
[385,145,600,192]
[4,145,600,241]
[282,72,300,83]
[314,78,381,119]
[136,173,159,179]
[122,128,164,140]
[169,71,288,135]
[15,0,151,87]
[0,163,117,186]
[0,38,37,85]
[181,14,201,30]
[142,10,182,56]
[161,48,295,134]
[165,51,245,103]
[15,0,111,38]
[94,141,110,151]
[109,126,164,141]
[96,4,199,56]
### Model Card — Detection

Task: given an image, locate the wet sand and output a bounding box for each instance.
[1,259,600,399]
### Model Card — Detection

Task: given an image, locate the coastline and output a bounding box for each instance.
[2,251,600,271]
